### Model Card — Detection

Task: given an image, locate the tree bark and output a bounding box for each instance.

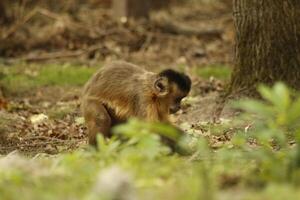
[151,0,171,10]
[228,0,300,97]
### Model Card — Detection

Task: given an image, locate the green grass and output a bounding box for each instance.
[195,64,232,80]
[0,63,98,94]
[47,104,75,119]
[0,63,232,95]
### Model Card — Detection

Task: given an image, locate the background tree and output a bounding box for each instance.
[227,0,300,97]
[113,0,150,19]
[0,1,9,24]
[112,0,171,20]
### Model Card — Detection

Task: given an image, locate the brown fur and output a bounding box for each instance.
[81,61,190,146]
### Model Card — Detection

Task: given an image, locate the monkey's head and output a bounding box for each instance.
[154,69,191,114]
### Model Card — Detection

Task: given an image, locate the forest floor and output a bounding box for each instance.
[0,1,235,155]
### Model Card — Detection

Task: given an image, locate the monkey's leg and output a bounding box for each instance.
[83,101,112,147]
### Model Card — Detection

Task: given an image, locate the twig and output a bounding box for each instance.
[0,139,83,150]
[2,8,76,40]
[22,135,68,142]
[1,8,38,39]
[140,33,154,52]
[153,16,223,38]
[20,45,104,62]
[37,8,63,20]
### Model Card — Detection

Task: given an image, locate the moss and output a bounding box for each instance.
[195,64,232,80]
[47,104,75,120]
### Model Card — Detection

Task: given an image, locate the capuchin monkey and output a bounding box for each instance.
[81,61,191,147]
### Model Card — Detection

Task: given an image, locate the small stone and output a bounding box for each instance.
[92,166,136,200]
[30,114,49,125]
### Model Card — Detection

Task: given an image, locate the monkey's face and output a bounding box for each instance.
[169,94,187,114]
[169,101,181,114]
[154,73,191,114]
[168,84,188,114]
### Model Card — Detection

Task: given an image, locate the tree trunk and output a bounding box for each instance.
[112,0,150,20]
[0,1,9,24]
[151,0,171,10]
[228,0,300,97]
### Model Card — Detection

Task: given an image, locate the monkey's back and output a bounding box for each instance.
[82,61,154,119]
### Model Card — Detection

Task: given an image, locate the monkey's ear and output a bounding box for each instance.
[154,77,169,97]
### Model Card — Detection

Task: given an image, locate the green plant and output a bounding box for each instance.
[233,82,300,184]
[112,118,189,158]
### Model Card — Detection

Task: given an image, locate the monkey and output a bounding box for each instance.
[81,61,191,147]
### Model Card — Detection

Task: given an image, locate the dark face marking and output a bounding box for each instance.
[168,86,188,114]
[169,104,181,114]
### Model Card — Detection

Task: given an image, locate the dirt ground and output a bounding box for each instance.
[0,1,235,155]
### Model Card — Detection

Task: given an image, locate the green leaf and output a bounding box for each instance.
[287,97,300,125]
[258,83,290,112]
[233,99,274,118]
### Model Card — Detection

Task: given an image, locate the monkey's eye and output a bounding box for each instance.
[157,82,164,91]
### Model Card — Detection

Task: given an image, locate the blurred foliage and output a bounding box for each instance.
[0,119,215,200]
[232,83,300,184]
[2,81,300,200]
